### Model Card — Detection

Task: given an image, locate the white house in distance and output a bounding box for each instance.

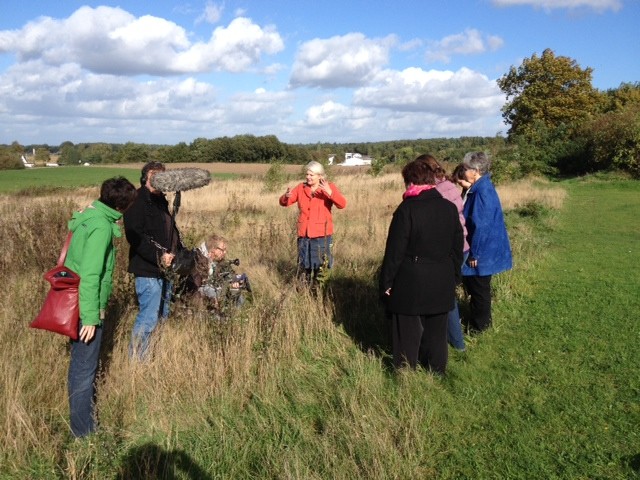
[328,152,373,166]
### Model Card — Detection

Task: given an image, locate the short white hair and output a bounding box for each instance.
[463,152,491,175]
[305,161,325,176]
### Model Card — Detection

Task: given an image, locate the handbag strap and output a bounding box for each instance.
[57,231,73,267]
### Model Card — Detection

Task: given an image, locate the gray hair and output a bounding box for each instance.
[462,152,491,175]
[305,160,325,177]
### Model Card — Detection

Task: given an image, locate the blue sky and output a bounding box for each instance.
[1,0,637,146]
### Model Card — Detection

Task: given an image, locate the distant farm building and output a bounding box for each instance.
[328,153,373,166]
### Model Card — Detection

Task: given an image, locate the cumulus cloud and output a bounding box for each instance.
[0,56,301,143]
[303,100,373,127]
[225,89,294,124]
[292,102,503,143]
[0,60,217,120]
[353,67,505,116]
[0,59,218,143]
[290,33,396,89]
[173,17,284,73]
[426,29,504,63]
[0,6,284,75]
[286,66,506,142]
[0,6,508,145]
[491,0,622,12]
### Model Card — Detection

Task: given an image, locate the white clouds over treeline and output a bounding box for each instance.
[0,1,623,144]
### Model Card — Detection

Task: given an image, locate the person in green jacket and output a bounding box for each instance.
[64,176,136,438]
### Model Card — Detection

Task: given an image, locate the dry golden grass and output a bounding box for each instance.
[497,176,567,210]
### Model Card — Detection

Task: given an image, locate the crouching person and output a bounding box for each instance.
[191,234,251,315]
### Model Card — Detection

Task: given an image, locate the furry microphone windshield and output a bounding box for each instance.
[150,168,211,192]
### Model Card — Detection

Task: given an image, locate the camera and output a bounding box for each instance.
[217,259,251,294]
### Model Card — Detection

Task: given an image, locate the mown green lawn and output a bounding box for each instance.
[433,178,640,478]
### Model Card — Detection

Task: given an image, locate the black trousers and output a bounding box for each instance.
[462,275,492,331]
[390,312,448,374]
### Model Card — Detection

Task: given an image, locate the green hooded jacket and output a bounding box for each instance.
[64,200,122,327]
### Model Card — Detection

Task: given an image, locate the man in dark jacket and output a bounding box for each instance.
[125,161,181,359]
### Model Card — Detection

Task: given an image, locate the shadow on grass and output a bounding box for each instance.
[98,295,133,376]
[623,453,640,474]
[327,274,393,370]
[116,443,211,479]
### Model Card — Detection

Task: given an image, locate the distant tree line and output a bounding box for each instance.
[1,135,504,173]
[2,48,639,179]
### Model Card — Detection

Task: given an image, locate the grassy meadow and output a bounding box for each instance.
[0,166,241,194]
[0,164,638,479]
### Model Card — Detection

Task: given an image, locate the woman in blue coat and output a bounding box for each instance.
[461,152,512,332]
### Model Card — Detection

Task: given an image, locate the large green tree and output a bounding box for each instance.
[498,49,599,141]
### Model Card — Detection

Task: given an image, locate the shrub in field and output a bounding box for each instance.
[580,102,640,177]
[0,144,23,170]
[263,161,287,192]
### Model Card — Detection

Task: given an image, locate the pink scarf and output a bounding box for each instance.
[403,183,435,200]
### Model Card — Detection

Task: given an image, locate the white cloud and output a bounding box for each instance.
[197,1,224,24]
[304,100,372,127]
[426,29,504,63]
[1,60,217,119]
[292,104,503,143]
[290,33,396,88]
[173,17,284,73]
[353,67,505,116]
[491,0,622,12]
[398,38,424,52]
[287,66,506,142]
[0,7,509,144]
[0,56,301,143]
[225,89,294,124]
[0,6,284,75]
[0,59,225,143]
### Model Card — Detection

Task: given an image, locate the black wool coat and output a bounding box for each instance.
[379,188,463,316]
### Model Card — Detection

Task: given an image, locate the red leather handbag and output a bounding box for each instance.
[30,232,80,340]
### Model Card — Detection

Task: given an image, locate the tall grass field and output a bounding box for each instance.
[0,166,638,479]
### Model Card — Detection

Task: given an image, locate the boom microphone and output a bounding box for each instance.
[150,168,211,192]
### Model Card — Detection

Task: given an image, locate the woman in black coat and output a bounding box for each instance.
[379,159,463,373]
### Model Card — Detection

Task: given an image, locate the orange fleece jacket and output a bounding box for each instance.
[279,182,346,238]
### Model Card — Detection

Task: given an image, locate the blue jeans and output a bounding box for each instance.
[447,301,465,350]
[298,236,333,283]
[447,251,469,351]
[129,277,171,360]
[68,324,103,437]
